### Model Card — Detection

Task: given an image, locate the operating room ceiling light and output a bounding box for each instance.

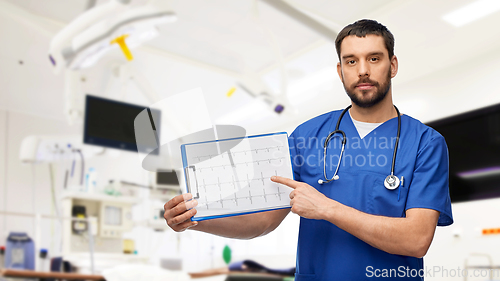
[442,0,500,27]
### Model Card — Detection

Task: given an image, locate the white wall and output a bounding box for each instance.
[394,46,500,124]
[0,110,6,239]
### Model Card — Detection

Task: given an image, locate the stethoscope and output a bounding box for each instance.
[318,105,403,191]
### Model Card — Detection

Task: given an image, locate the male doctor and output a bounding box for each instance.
[164,19,453,280]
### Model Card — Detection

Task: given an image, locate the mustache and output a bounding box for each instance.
[351,78,379,88]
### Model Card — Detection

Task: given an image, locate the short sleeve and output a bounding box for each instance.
[405,134,453,226]
[288,129,301,182]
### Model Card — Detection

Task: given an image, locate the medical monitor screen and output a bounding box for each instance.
[84,95,160,153]
[427,103,500,203]
[104,206,122,226]
[156,170,179,186]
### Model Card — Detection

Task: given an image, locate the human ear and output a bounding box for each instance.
[390,55,398,78]
[337,62,344,83]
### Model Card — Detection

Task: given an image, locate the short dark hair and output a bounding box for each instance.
[335,19,395,61]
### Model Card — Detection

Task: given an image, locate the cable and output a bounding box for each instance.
[50,163,64,256]
[120,180,152,189]
[87,222,95,274]
[64,170,69,189]
[74,149,85,186]
[49,164,60,218]
[70,152,76,177]
[48,163,57,256]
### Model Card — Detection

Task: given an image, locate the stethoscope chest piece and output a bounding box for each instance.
[384,175,400,190]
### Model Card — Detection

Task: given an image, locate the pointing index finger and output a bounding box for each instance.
[271,176,299,189]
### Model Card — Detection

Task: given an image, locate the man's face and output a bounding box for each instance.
[337,34,397,108]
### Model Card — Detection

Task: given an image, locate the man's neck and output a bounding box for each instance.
[349,92,399,123]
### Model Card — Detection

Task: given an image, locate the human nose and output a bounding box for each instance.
[358,60,370,77]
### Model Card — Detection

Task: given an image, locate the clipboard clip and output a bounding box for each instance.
[185,165,200,199]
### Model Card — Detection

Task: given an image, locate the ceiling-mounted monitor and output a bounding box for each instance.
[84,95,160,154]
[427,103,500,203]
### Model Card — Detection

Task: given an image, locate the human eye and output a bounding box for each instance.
[369,57,379,62]
[346,60,356,65]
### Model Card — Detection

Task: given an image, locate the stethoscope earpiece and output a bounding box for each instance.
[317,175,339,185]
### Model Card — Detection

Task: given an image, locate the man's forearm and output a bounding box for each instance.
[270,176,440,257]
[191,208,290,239]
[322,201,439,258]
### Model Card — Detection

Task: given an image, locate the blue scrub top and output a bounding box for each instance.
[289,110,453,280]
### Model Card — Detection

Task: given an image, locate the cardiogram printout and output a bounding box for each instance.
[181,132,294,221]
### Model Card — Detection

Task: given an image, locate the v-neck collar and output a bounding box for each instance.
[344,109,401,140]
[349,111,382,139]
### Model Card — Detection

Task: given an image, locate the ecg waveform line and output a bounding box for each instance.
[194,157,286,172]
[197,174,274,188]
[193,146,284,162]
[195,169,285,206]
[200,189,289,210]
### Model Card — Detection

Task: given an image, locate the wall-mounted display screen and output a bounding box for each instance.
[84,95,160,153]
[156,170,179,186]
[427,103,500,203]
[104,206,122,226]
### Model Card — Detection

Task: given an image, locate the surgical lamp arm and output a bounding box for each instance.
[117,62,161,103]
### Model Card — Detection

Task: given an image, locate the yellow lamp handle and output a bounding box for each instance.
[110,34,133,61]
[226,87,236,97]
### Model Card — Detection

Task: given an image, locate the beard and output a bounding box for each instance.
[343,68,392,108]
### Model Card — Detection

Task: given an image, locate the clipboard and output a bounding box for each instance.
[181,132,294,221]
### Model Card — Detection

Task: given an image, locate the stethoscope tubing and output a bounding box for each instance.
[320,105,401,185]
[390,106,401,176]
